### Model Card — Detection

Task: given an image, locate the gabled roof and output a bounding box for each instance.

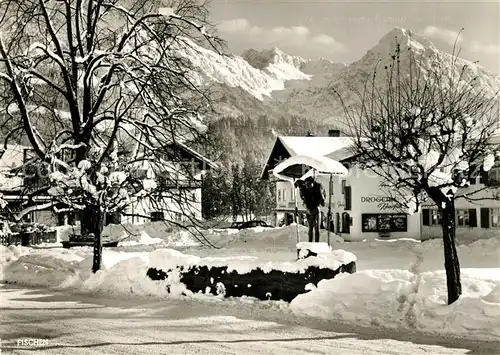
[260,136,356,180]
[325,145,359,163]
[171,141,219,170]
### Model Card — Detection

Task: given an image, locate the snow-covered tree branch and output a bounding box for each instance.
[0,0,224,271]
[334,35,500,305]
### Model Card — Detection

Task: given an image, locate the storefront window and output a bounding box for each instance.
[362,214,407,232]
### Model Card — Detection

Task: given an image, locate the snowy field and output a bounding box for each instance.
[1,223,499,346]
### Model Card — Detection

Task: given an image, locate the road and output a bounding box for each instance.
[0,285,498,355]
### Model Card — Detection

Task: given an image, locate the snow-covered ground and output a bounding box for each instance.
[1,224,499,343]
[4,285,499,355]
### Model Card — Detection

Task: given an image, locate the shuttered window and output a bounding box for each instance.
[468,209,477,228]
[480,170,489,185]
[480,208,490,228]
[344,186,351,211]
[422,209,430,226]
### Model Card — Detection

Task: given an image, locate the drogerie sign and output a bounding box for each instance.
[360,196,394,203]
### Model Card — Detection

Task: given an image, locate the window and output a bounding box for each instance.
[422,209,430,226]
[344,186,351,210]
[283,189,287,201]
[291,188,295,201]
[430,210,442,225]
[491,208,500,228]
[277,189,281,201]
[131,169,148,180]
[106,211,121,226]
[488,166,500,186]
[151,211,164,222]
[342,212,350,233]
[362,214,408,232]
[456,209,469,227]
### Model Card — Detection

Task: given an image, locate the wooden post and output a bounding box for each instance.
[92,232,102,274]
[294,178,300,259]
[327,174,332,247]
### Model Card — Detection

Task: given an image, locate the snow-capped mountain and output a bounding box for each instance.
[242,47,307,71]
[174,39,311,100]
[178,27,499,123]
[275,27,500,124]
[173,28,500,161]
[352,27,500,96]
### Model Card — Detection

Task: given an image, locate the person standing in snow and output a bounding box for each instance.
[295,176,325,243]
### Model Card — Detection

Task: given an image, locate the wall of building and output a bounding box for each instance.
[275,180,304,209]
[122,188,202,225]
[31,209,58,226]
[292,166,421,242]
[274,165,499,243]
[421,175,500,242]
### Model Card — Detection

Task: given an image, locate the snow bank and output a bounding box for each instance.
[101,222,344,250]
[0,245,30,264]
[148,247,356,275]
[1,245,355,297]
[297,242,331,254]
[118,231,162,247]
[290,268,500,340]
[202,224,344,248]
[1,246,87,287]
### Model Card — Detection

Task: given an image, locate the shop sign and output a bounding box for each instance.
[361,196,401,211]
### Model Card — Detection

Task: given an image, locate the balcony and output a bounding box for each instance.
[157,178,201,189]
[276,200,302,210]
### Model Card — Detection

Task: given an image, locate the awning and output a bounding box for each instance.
[272,155,348,182]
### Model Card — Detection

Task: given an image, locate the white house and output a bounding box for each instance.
[261,130,500,242]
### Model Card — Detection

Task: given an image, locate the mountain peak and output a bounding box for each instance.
[242,47,308,70]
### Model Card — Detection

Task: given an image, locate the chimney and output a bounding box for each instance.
[328,129,341,137]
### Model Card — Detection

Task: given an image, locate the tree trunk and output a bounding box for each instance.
[81,204,104,273]
[440,200,462,304]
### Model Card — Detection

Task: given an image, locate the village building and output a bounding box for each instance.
[261,130,500,242]
[0,143,217,242]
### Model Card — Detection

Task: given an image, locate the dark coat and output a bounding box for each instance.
[295,177,325,213]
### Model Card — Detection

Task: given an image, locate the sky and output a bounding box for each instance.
[208,0,500,75]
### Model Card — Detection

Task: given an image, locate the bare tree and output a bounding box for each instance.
[335,38,500,304]
[0,0,223,272]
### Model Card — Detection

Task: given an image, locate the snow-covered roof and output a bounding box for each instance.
[173,141,219,170]
[326,145,359,162]
[260,135,355,180]
[273,155,348,182]
[279,136,354,157]
[490,128,500,145]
